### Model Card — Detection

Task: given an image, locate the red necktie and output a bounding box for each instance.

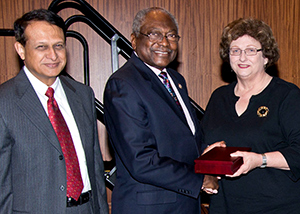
[46,87,83,201]
[159,71,183,110]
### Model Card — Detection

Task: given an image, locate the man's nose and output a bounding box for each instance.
[46,47,58,60]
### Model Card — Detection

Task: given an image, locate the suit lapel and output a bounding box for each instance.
[14,70,62,153]
[16,71,90,154]
[60,76,89,151]
[168,69,199,129]
[131,54,188,125]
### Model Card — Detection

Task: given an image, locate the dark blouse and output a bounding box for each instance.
[201,77,300,214]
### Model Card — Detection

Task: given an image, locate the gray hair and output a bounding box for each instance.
[132,7,179,37]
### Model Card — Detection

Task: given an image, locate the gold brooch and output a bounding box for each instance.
[257,106,269,117]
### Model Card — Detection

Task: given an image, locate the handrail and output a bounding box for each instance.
[0,29,14,36]
[48,0,205,118]
[48,0,132,60]
[0,0,205,191]
[66,30,90,86]
[65,30,105,123]
[0,0,204,124]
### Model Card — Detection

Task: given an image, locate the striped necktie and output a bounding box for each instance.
[159,71,183,110]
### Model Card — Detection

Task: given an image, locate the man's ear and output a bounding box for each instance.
[14,42,25,60]
[131,33,136,51]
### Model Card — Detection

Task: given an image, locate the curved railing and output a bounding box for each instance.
[0,0,205,190]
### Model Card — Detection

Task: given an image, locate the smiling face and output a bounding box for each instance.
[230,35,268,80]
[131,10,178,70]
[14,21,67,86]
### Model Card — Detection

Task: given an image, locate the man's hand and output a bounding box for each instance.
[200,141,225,194]
[202,141,226,155]
[201,175,219,194]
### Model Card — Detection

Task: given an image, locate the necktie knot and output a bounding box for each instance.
[159,71,168,80]
[45,87,54,98]
[159,71,170,88]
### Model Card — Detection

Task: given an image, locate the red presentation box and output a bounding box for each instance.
[194,147,251,175]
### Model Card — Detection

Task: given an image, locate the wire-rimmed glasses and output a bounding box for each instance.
[139,32,181,43]
[229,48,262,56]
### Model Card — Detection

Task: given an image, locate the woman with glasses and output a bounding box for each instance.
[201,18,300,213]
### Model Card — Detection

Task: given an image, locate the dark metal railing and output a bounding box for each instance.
[0,0,205,191]
[48,0,135,124]
[48,0,132,60]
[0,0,204,124]
[0,29,14,36]
[48,0,205,120]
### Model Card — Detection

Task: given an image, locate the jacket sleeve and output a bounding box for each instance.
[89,89,109,214]
[0,113,13,214]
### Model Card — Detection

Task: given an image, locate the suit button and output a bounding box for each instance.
[59,155,63,160]
[60,185,65,191]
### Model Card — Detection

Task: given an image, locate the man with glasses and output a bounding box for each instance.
[104,7,215,214]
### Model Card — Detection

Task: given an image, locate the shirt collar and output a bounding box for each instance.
[23,66,60,96]
[133,51,167,76]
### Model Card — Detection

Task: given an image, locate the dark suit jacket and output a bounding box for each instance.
[0,69,108,214]
[104,54,203,214]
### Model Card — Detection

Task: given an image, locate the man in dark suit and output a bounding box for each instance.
[104,7,215,214]
[0,9,108,214]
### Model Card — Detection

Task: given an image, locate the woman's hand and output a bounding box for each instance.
[227,151,290,177]
[226,151,262,177]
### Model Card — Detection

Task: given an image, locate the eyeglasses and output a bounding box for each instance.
[229,48,262,56]
[139,32,181,43]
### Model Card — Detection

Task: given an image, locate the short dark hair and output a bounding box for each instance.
[219,18,280,68]
[14,9,66,46]
[132,7,178,37]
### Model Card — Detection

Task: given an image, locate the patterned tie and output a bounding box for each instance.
[159,71,183,110]
[46,87,83,201]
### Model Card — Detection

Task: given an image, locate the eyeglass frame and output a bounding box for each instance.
[139,32,181,43]
[229,48,263,56]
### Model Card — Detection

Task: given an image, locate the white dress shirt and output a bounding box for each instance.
[24,66,91,193]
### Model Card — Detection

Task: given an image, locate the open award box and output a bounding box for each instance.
[194,147,251,175]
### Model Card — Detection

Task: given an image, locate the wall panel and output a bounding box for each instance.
[1,0,300,108]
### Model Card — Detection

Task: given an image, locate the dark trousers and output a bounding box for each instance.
[66,200,93,214]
